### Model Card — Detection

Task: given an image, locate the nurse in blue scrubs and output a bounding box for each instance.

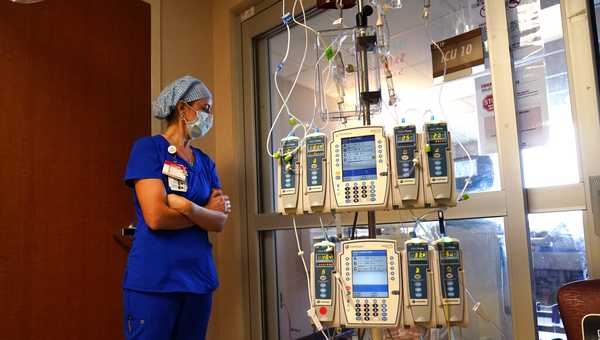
[123,75,231,340]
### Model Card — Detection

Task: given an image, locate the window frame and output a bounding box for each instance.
[238,0,600,339]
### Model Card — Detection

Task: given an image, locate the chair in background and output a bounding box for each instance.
[557,279,600,340]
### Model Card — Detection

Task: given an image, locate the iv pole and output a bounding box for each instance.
[355,0,378,252]
[356,2,383,340]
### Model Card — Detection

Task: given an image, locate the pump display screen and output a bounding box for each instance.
[441,250,459,259]
[409,251,428,259]
[351,250,389,298]
[341,135,377,182]
[397,132,416,143]
[428,130,447,143]
[317,253,335,262]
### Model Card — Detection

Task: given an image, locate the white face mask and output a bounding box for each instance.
[183,103,213,139]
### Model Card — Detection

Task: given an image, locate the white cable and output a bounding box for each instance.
[409,209,443,241]
[292,216,312,304]
[424,13,474,203]
[266,26,293,158]
[289,0,334,135]
[315,34,347,131]
[424,17,447,122]
[319,216,330,242]
[454,135,473,201]
[266,1,310,159]
[466,288,508,340]
[292,216,328,340]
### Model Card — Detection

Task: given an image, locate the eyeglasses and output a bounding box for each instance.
[184,101,212,115]
[202,103,212,115]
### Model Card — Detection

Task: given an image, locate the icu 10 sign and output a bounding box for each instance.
[431,28,484,78]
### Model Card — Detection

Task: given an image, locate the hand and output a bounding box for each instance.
[167,194,193,215]
[205,189,231,214]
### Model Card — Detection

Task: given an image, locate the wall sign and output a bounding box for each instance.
[431,28,484,78]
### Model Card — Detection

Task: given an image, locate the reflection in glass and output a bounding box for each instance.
[507,1,580,188]
[529,211,587,340]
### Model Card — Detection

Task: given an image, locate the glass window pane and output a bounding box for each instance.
[529,211,588,339]
[591,0,600,118]
[263,218,512,339]
[505,0,580,188]
[258,0,504,213]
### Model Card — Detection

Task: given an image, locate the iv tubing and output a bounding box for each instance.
[266,0,311,159]
[292,216,329,340]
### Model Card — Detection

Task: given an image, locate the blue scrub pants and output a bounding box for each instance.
[123,289,212,340]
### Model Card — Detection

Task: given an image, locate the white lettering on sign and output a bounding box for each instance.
[440,43,474,66]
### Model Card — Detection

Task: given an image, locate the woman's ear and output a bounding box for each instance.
[175,101,187,120]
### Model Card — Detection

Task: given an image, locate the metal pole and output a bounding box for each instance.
[355,3,376,238]
[359,46,371,126]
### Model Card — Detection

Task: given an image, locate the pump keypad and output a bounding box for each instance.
[353,300,389,322]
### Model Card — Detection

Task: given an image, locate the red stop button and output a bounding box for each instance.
[319,307,328,315]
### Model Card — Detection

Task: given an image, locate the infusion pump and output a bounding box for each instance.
[337,239,401,327]
[431,237,468,327]
[276,122,457,215]
[307,237,469,331]
[389,125,424,209]
[303,133,330,213]
[329,126,390,212]
[277,136,303,215]
[422,122,457,207]
[401,238,442,328]
[310,242,336,322]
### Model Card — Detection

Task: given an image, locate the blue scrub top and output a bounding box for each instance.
[123,135,221,294]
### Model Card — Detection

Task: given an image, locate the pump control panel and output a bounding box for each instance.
[303,133,329,213]
[432,237,467,326]
[337,239,401,327]
[406,242,430,302]
[402,238,437,327]
[390,125,423,208]
[394,126,418,184]
[425,123,450,183]
[277,136,302,214]
[437,241,461,301]
[329,126,390,212]
[422,122,456,207]
[305,134,326,191]
[311,243,336,322]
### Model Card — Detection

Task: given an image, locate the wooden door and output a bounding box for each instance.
[0,1,150,339]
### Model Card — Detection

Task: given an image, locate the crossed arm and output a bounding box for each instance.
[134,179,231,232]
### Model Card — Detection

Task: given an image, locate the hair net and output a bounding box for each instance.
[152,75,213,119]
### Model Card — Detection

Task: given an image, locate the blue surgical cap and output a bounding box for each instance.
[152,75,213,119]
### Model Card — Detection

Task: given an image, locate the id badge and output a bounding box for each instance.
[168,177,188,192]
[162,160,187,181]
